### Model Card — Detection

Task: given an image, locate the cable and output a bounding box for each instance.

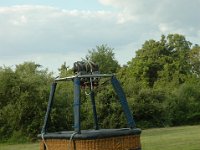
[41,133,48,150]
[68,132,78,150]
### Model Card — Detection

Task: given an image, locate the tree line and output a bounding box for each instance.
[0,34,200,142]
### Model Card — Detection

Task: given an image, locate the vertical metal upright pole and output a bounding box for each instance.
[41,82,57,134]
[90,90,99,130]
[111,76,136,128]
[74,77,81,133]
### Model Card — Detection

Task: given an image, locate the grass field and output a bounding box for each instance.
[1,125,200,150]
[141,125,200,150]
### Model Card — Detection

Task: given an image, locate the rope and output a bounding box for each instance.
[85,90,91,96]
[41,133,48,150]
[68,132,78,150]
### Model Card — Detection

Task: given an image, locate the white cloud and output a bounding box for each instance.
[0,5,141,75]
[0,5,120,55]
[99,0,200,36]
[1,1,200,74]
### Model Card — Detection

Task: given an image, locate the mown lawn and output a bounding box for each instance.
[0,143,38,150]
[1,125,200,150]
[141,125,200,150]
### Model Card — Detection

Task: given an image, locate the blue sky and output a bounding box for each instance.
[1,0,200,75]
[0,0,110,10]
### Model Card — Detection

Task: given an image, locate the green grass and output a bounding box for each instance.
[0,143,38,150]
[141,125,200,150]
[1,125,200,150]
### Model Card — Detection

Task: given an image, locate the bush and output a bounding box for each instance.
[168,83,200,125]
[132,88,167,128]
[7,130,28,144]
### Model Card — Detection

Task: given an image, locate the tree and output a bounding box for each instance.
[189,44,200,76]
[119,34,200,128]
[87,44,120,73]
[0,66,21,140]
[0,62,53,140]
[126,34,192,88]
[156,34,192,87]
[0,67,20,107]
[167,82,200,125]
[52,62,74,131]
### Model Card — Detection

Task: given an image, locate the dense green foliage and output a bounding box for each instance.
[1,35,200,142]
[87,44,120,73]
[0,63,53,141]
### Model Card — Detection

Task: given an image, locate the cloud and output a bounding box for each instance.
[1,1,200,74]
[0,5,143,73]
[0,5,138,56]
[99,0,200,38]
[0,6,112,55]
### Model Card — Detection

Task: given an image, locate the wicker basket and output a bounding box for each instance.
[40,134,141,150]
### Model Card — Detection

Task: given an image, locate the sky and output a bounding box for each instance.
[0,0,200,75]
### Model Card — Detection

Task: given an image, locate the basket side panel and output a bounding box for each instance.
[39,135,141,150]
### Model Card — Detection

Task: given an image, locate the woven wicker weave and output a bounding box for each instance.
[40,135,141,150]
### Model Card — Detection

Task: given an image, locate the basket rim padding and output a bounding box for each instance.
[38,128,141,140]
